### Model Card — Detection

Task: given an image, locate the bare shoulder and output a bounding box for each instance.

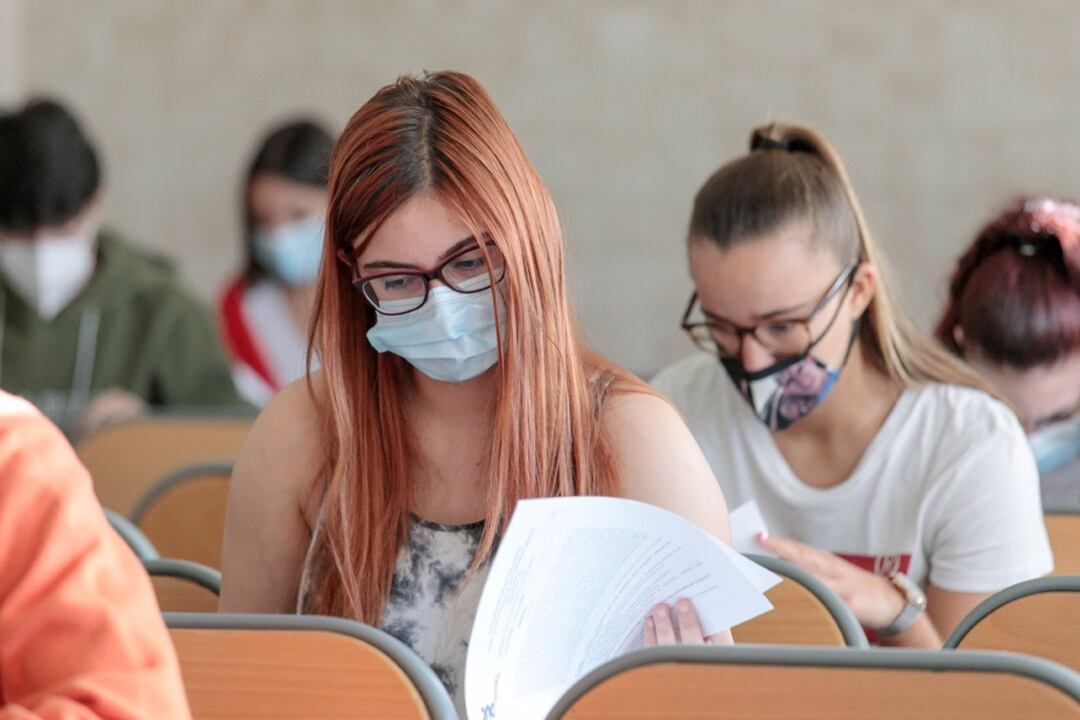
[234,373,326,514]
[602,389,730,540]
[603,389,690,444]
[219,373,327,612]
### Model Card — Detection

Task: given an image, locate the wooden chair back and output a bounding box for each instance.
[165,613,457,720]
[133,464,231,569]
[77,416,250,516]
[1046,513,1080,576]
[145,559,221,614]
[945,576,1080,674]
[732,554,865,647]
[550,645,1080,719]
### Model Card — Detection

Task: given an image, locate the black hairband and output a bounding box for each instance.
[751,136,815,155]
[1010,232,1062,260]
[752,137,788,152]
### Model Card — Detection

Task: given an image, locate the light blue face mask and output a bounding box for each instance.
[365,281,503,383]
[1030,416,1080,475]
[253,214,324,287]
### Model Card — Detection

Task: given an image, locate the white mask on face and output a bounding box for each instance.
[0,233,97,320]
[366,282,503,383]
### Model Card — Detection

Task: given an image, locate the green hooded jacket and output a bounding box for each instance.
[0,229,249,433]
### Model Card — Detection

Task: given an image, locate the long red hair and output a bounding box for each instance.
[303,71,636,623]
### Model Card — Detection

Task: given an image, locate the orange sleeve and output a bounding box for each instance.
[0,396,190,719]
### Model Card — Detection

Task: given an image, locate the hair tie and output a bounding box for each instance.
[751,135,817,155]
[752,137,788,152]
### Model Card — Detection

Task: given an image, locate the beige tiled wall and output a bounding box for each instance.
[0,0,21,103]
[6,0,1080,375]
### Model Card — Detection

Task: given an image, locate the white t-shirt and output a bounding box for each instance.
[652,352,1053,594]
[231,281,320,407]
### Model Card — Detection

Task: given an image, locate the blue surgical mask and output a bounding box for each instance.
[1029,416,1080,475]
[253,214,324,287]
[365,283,503,383]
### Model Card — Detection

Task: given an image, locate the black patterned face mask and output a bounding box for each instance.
[721,318,860,432]
[722,352,841,432]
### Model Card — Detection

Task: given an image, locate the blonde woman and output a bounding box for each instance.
[653,124,1053,647]
[219,72,730,711]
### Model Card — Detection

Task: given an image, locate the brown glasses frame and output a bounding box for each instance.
[339,240,505,316]
[681,264,857,358]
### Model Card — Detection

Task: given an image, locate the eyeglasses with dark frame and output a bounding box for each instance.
[681,264,857,359]
[341,239,506,316]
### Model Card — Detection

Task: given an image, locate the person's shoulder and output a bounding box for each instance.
[601,388,704,471]
[95,230,206,311]
[903,382,1035,491]
[651,352,718,389]
[601,388,730,536]
[97,230,176,286]
[246,373,324,455]
[907,382,1023,440]
[0,392,52,446]
[234,373,326,499]
[603,388,682,433]
[0,392,69,455]
[651,352,727,404]
[0,392,86,505]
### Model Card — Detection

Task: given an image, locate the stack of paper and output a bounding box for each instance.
[463,497,779,720]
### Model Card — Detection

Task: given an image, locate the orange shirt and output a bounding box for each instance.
[0,393,190,719]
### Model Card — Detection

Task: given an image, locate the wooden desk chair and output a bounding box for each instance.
[77,415,251,516]
[1045,512,1080,576]
[145,558,221,614]
[733,554,865,647]
[165,613,457,720]
[132,463,232,569]
[104,507,160,561]
[944,575,1080,674]
[549,644,1080,719]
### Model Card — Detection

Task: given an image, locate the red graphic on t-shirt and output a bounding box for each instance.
[835,552,912,577]
[834,552,913,644]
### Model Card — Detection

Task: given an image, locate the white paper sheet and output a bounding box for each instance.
[463,496,775,720]
[716,539,781,593]
[729,500,777,557]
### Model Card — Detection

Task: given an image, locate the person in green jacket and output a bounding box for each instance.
[0,98,249,438]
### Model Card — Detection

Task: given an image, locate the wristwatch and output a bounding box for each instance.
[876,571,927,637]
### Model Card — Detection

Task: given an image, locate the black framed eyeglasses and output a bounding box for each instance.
[342,240,506,316]
[681,264,857,359]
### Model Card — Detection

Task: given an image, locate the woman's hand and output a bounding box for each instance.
[756,532,905,630]
[642,599,733,647]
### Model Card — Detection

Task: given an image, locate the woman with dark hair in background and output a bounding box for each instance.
[219,120,334,406]
[0,98,245,438]
[937,197,1080,507]
[653,122,1053,647]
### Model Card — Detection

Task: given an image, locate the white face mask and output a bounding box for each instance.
[0,233,97,320]
[365,283,503,383]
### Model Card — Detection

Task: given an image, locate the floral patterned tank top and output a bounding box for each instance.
[297,515,489,716]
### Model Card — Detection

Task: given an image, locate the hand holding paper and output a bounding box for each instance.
[463,496,779,720]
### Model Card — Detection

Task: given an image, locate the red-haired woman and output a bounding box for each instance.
[218,72,730,709]
[938,198,1080,507]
